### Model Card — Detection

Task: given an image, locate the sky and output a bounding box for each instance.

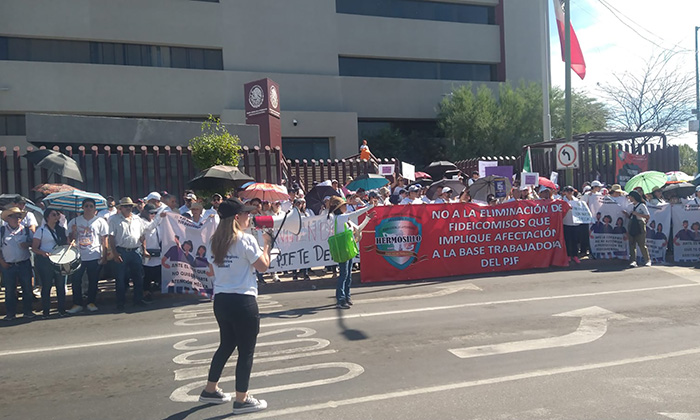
[547,0,700,149]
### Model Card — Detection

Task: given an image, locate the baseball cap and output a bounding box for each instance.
[218,198,256,219]
[146,192,161,201]
[143,203,158,214]
[591,180,603,188]
[185,193,198,201]
[441,187,452,194]
[408,185,420,192]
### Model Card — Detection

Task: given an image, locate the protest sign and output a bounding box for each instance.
[379,164,395,176]
[644,204,670,263]
[160,212,218,298]
[401,162,415,181]
[359,200,570,283]
[671,204,700,262]
[267,214,337,272]
[485,166,513,179]
[521,172,539,188]
[478,161,498,178]
[569,200,594,224]
[587,195,628,259]
[615,150,648,186]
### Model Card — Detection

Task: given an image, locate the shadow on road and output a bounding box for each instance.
[164,403,217,420]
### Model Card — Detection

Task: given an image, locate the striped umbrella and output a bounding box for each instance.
[238,183,290,203]
[665,171,693,184]
[42,190,108,213]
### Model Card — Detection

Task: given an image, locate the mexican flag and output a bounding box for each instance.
[522,147,533,173]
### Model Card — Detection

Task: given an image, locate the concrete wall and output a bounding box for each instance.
[24,114,260,148]
[0,0,546,158]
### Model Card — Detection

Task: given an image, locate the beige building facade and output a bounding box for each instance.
[0,0,548,159]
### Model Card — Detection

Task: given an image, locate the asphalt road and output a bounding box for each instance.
[2,262,700,420]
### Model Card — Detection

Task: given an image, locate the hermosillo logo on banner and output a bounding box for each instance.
[374,217,423,270]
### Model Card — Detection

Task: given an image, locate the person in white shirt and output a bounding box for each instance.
[326,196,373,309]
[468,171,479,186]
[13,196,38,233]
[688,186,700,205]
[66,198,109,314]
[400,185,424,205]
[562,186,582,264]
[97,196,117,220]
[198,198,271,413]
[204,193,223,219]
[32,208,69,318]
[179,191,196,216]
[0,206,34,320]
[433,187,453,204]
[648,186,666,205]
[108,197,149,311]
[582,181,603,207]
[140,204,162,302]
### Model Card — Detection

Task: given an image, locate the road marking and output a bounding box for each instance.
[659,414,700,420]
[169,362,365,402]
[652,266,700,283]
[1,281,697,357]
[225,346,700,419]
[354,284,481,304]
[449,306,626,359]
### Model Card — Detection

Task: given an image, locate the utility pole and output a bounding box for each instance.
[695,26,700,173]
[564,0,572,143]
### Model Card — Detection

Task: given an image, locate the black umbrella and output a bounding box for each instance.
[305,185,340,215]
[469,175,513,202]
[188,165,254,191]
[662,182,696,200]
[424,161,458,180]
[426,179,467,201]
[24,149,83,182]
[0,194,28,209]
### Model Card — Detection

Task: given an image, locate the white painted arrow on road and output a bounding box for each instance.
[659,414,700,420]
[449,306,626,359]
[355,284,481,304]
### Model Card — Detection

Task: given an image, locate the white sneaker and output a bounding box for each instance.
[644,261,652,267]
[273,274,281,282]
[86,303,98,312]
[67,305,83,314]
[233,395,267,414]
[629,261,638,268]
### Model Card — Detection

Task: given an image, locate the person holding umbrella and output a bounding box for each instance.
[623,190,651,267]
[0,207,34,320]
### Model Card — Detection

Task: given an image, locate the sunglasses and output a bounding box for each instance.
[7,214,21,219]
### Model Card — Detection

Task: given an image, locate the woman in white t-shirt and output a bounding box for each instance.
[198,198,272,415]
[32,208,69,318]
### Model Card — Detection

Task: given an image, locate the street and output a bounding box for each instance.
[2,262,700,420]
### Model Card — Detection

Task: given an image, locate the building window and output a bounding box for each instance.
[339,57,496,82]
[0,36,223,70]
[336,0,495,25]
[0,115,26,136]
[282,138,330,160]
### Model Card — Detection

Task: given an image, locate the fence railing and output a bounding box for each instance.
[456,143,680,188]
[0,141,680,201]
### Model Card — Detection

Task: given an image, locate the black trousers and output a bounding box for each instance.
[564,225,579,257]
[207,293,260,393]
[577,223,590,255]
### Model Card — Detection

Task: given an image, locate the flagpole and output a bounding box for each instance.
[564,0,572,143]
[541,0,552,142]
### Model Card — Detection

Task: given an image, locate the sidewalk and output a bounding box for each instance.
[0,268,350,316]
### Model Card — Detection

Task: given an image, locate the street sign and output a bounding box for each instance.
[556,142,579,170]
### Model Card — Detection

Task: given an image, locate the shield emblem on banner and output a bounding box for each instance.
[374,217,423,270]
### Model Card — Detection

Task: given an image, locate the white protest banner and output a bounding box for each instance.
[588,195,628,259]
[549,171,559,185]
[160,212,218,298]
[671,204,700,262]
[643,204,670,263]
[267,214,335,272]
[569,200,594,224]
[401,162,415,181]
[478,161,497,178]
[378,164,395,177]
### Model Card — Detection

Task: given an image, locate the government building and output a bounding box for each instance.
[0,0,548,160]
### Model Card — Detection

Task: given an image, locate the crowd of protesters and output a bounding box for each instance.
[3,169,700,321]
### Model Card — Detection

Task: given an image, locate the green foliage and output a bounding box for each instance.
[437,82,608,159]
[678,144,697,176]
[189,115,242,170]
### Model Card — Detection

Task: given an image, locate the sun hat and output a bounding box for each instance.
[185,193,197,201]
[583,186,592,192]
[1,206,26,222]
[441,187,452,194]
[328,196,347,213]
[218,198,256,219]
[610,184,622,192]
[117,197,135,207]
[591,180,603,188]
[323,196,332,202]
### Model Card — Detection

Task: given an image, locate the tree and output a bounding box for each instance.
[598,51,694,142]
[189,115,242,170]
[679,144,697,176]
[437,82,607,159]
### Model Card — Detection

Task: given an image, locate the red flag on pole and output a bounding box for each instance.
[552,0,586,80]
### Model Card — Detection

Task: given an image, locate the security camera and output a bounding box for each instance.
[292,119,298,126]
